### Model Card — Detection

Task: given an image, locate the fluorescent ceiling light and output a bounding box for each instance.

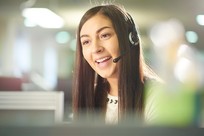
[196,15,204,26]
[22,8,64,28]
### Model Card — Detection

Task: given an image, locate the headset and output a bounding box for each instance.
[126,13,139,47]
[113,12,139,63]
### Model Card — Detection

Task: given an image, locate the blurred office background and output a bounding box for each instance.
[0,0,204,126]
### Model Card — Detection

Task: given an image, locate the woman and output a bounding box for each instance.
[72,4,160,124]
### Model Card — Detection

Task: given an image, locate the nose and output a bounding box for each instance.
[91,39,103,53]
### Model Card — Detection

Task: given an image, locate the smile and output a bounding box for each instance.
[95,56,111,64]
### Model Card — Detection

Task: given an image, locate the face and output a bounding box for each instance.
[80,13,120,79]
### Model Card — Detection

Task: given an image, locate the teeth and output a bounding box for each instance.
[96,57,109,63]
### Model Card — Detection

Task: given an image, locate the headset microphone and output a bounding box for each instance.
[112,56,121,63]
[112,51,127,63]
[112,38,139,63]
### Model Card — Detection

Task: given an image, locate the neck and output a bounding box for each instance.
[107,78,118,96]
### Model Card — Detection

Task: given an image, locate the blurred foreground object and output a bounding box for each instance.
[149,19,204,127]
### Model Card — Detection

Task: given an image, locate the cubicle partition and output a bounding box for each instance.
[0,91,64,126]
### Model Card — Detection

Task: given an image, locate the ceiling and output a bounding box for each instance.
[0,0,203,50]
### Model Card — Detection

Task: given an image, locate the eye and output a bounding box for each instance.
[81,40,91,46]
[100,33,111,39]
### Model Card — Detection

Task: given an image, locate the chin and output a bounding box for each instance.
[96,69,118,79]
[98,74,108,78]
[98,73,117,79]
[97,73,109,78]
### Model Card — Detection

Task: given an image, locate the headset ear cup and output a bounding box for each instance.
[129,31,139,46]
[129,32,134,45]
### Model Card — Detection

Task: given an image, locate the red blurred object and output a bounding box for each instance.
[0,76,22,91]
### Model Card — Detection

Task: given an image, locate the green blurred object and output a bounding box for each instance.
[149,83,196,126]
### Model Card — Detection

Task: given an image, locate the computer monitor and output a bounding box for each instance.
[0,91,64,126]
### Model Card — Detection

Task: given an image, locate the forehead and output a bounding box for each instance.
[80,14,114,35]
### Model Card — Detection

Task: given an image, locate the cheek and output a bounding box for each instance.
[82,50,87,60]
[82,49,91,63]
[111,36,120,54]
[112,42,120,55]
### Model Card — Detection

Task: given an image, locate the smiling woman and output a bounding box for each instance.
[72,4,161,124]
[80,14,119,80]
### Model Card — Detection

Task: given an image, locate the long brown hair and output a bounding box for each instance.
[73,4,150,122]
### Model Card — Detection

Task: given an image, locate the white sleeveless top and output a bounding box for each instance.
[105,94,118,124]
[105,88,158,124]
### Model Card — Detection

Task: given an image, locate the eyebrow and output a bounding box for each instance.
[80,26,111,39]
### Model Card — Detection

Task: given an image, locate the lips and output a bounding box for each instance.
[95,56,111,64]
